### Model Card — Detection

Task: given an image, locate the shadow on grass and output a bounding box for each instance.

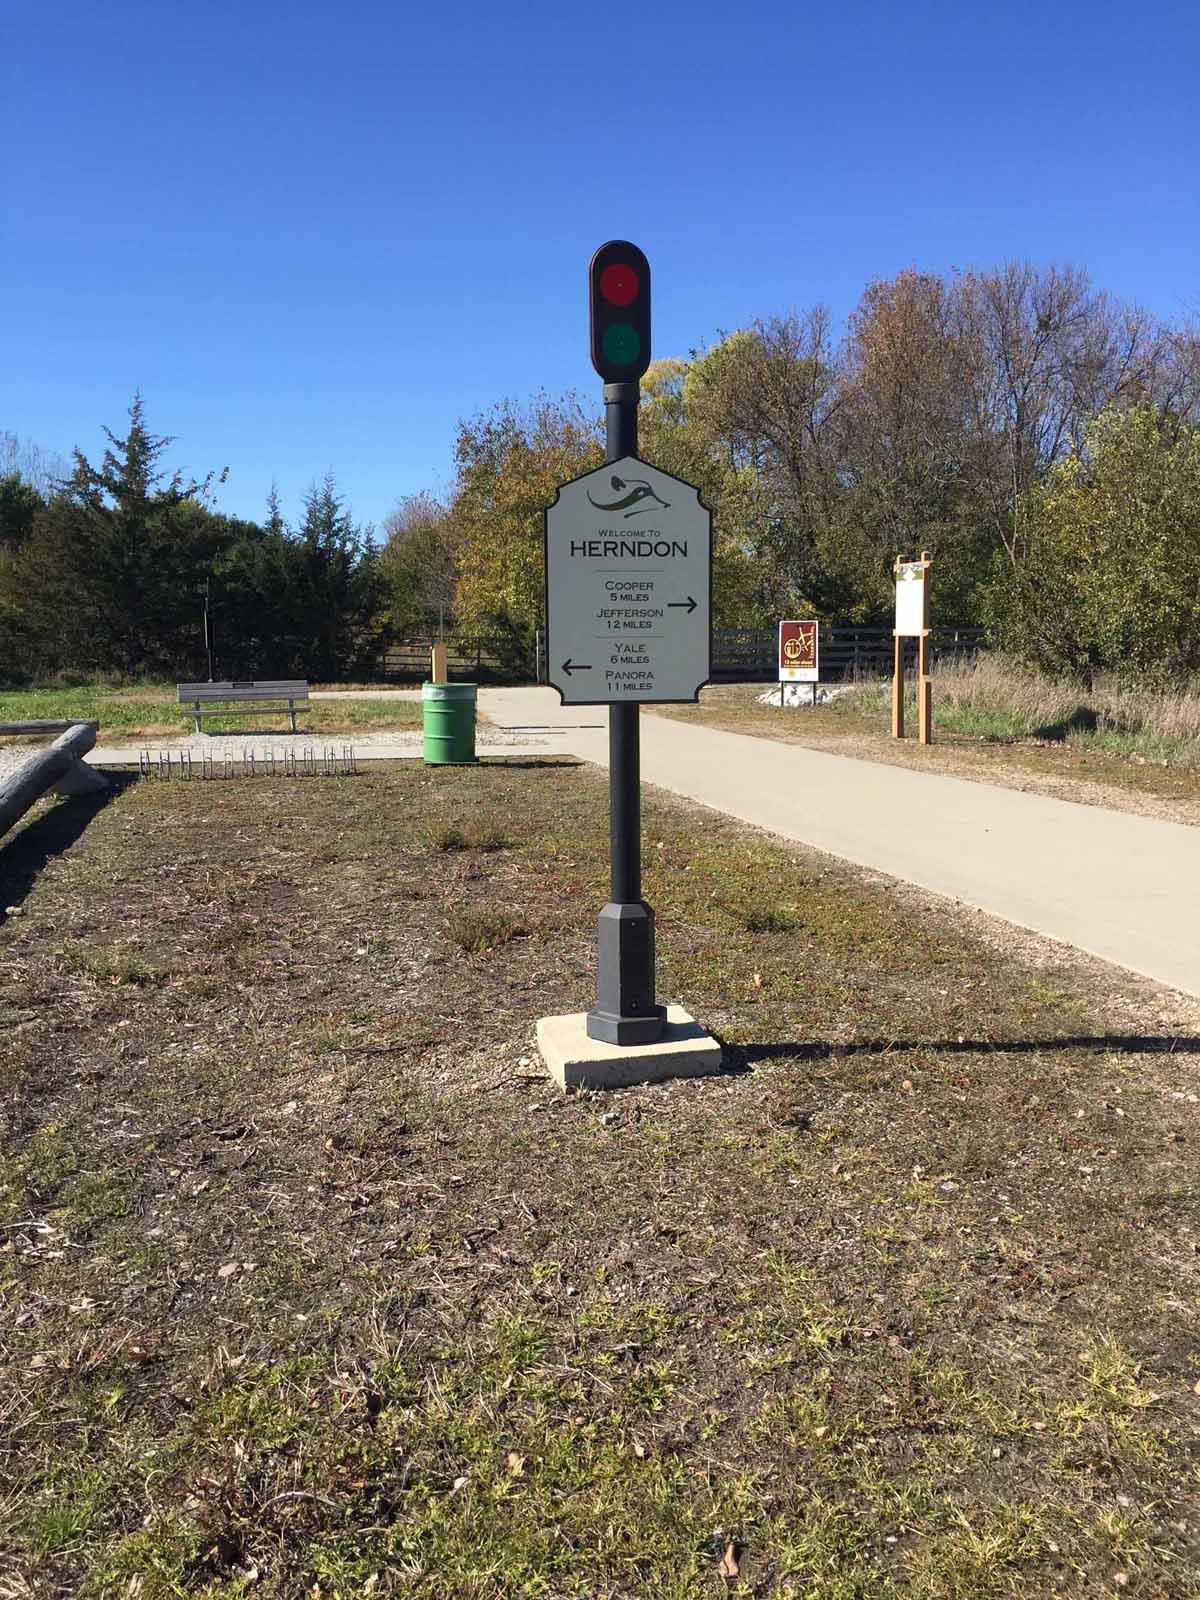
[724,1033,1200,1069]
[0,770,136,920]
[476,758,585,770]
[1033,705,1100,741]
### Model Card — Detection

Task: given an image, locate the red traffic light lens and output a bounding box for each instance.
[599,262,639,306]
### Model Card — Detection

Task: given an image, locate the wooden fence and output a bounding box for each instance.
[533,626,985,685]
[376,637,532,683]
[375,628,986,686]
[707,626,987,683]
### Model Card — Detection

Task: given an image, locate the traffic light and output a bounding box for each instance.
[589,240,651,382]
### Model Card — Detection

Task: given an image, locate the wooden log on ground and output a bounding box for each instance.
[0,720,99,735]
[0,722,106,841]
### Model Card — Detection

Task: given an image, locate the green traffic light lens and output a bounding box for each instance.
[601,323,641,366]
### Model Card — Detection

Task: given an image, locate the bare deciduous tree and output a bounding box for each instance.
[950,262,1165,563]
[0,431,68,497]
[379,490,458,637]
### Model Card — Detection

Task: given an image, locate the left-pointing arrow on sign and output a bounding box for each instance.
[562,658,593,675]
[667,596,698,614]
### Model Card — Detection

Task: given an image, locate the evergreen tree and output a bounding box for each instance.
[186,480,380,680]
[297,475,356,679]
[0,473,44,549]
[11,396,228,676]
[264,484,287,538]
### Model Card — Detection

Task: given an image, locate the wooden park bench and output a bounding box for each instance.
[177,680,310,734]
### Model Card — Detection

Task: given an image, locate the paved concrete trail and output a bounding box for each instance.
[480,686,1200,999]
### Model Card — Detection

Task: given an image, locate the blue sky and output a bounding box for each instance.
[4,0,1197,537]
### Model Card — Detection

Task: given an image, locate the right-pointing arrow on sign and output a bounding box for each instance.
[562,658,593,676]
[667,596,698,614]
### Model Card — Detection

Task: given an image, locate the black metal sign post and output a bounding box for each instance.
[536,245,718,1090]
[586,376,666,1044]
[584,242,665,1045]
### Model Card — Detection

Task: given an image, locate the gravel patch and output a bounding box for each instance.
[107,727,547,753]
[309,688,425,701]
[0,743,50,781]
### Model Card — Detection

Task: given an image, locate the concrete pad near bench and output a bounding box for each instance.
[537,1005,723,1091]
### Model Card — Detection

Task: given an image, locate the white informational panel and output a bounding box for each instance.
[895,561,928,637]
[545,457,711,705]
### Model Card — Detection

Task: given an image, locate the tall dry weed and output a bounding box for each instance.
[846,653,1200,762]
[933,655,1200,741]
[930,656,1078,732]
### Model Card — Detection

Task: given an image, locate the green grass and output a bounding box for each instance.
[0,681,427,741]
[62,940,156,985]
[431,821,512,852]
[28,1469,113,1555]
[849,678,1200,767]
[449,905,524,952]
[0,1120,78,1219]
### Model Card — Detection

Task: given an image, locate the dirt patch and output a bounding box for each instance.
[3,763,1200,1597]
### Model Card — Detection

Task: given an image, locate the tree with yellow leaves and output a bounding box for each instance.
[450,395,602,657]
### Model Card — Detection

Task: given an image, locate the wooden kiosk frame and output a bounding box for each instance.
[892,551,932,745]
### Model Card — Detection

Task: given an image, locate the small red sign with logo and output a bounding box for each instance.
[779,620,818,682]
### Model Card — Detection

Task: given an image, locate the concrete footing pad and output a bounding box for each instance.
[537,1005,723,1091]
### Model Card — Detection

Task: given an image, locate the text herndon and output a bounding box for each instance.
[570,539,688,559]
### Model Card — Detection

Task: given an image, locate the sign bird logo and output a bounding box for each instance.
[586,473,671,519]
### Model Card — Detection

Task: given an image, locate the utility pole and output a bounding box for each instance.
[203,577,214,682]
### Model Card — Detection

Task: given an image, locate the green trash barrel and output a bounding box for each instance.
[422,681,478,765]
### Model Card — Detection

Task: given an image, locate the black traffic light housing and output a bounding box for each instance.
[589,240,651,382]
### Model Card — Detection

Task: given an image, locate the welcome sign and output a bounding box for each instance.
[544,456,712,706]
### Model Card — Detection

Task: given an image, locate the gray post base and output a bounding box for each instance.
[586,900,667,1045]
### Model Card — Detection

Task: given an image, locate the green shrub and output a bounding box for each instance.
[990,407,1200,685]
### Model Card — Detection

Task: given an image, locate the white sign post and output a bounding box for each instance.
[892,551,932,743]
[545,457,711,706]
[894,560,928,638]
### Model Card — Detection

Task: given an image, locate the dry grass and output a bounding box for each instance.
[854,655,1200,763]
[4,763,1200,1596]
[448,905,525,953]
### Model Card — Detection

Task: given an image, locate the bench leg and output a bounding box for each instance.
[289,701,296,734]
[194,703,201,734]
